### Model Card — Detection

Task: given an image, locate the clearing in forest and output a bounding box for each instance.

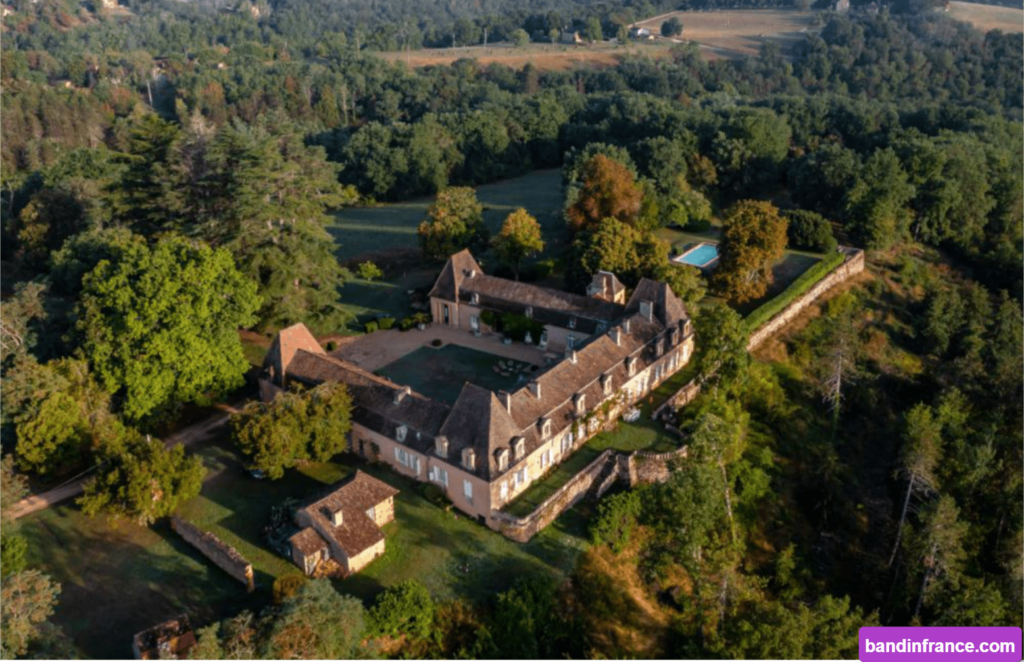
[946,1,1024,33]
[633,8,818,59]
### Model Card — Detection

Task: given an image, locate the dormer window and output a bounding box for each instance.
[574,392,586,415]
[396,425,407,443]
[525,306,533,319]
[496,448,509,472]
[471,292,479,305]
[330,509,343,527]
[513,437,526,460]
[627,356,637,376]
[656,338,665,357]
[462,447,476,472]
[435,435,449,458]
[568,317,576,330]
[670,327,680,346]
[601,373,613,396]
[540,418,552,439]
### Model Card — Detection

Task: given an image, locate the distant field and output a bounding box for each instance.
[947,1,1023,32]
[634,9,818,59]
[377,40,677,70]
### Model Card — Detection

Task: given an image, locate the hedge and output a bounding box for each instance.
[743,251,846,333]
[378,317,395,330]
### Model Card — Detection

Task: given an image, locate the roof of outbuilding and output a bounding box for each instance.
[289,527,328,556]
[297,471,399,558]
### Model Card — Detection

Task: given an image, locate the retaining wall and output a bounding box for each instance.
[171,517,255,592]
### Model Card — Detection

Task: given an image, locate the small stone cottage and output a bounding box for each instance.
[288,471,398,576]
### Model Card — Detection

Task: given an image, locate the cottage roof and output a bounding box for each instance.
[287,350,450,448]
[297,471,399,558]
[264,323,324,381]
[289,527,328,556]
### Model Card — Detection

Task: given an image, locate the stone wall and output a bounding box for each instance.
[624,446,689,486]
[747,248,866,351]
[491,450,614,543]
[171,517,255,592]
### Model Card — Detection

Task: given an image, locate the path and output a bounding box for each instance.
[8,401,245,520]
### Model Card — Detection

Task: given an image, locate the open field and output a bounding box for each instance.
[634,9,818,59]
[947,1,1023,32]
[377,40,677,71]
[20,437,586,658]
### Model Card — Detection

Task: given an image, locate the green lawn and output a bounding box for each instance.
[340,270,438,324]
[20,435,587,659]
[375,344,540,405]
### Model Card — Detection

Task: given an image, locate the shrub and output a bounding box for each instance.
[367,580,436,640]
[422,484,445,505]
[378,317,395,331]
[431,339,443,347]
[273,574,308,605]
[590,489,644,554]
[399,317,416,331]
[743,251,845,333]
[412,312,430,325]
[364,321,379,334]
[534,258,557,279]
[683,218,712,233]
[357,261,385,281]
[480,310,499,329]
[326,341,337,352]
[499,312,544,342]
[785,210,837,253]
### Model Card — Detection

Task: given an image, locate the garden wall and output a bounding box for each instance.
[746,248,865,350]
[171,517,255,592]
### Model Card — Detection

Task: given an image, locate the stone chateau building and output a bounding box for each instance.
[261,250,694,533]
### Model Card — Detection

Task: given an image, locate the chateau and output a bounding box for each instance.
[260,250,694,532]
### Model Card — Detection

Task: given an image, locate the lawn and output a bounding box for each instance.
[375,344,540,405]
[20,436,587,659]
[340,269,438,324]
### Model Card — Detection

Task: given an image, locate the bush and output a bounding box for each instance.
[273,575,308,605]
[480,310,499,329]
[590,489,644,554]
[399,317,416,331]
[378,317,395,330]
[326,341,337,351]
[364,321,379,334]
[422,484,445,505]
[743,250,845,333]
[683,218,712,233]
[357,261,385,281]
[785,210,837,253]
[412,312,430,325]
[367,580,436,640]
[431,339,443,347]
[499,312,544,342]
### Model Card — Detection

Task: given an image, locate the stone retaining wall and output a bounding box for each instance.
[624,445,689,485]
[747,248,865,351]
[171,517,255,591]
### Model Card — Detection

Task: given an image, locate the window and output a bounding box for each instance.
[540,450,551,470]
[574,393,586,415]
[514,437,526,460]
[541,419,552,439]
[365,506,376,521]
[394,447,420,475]
[560,434,571,454]
[471,292,479,305]
[429,465,449,487]
[463,479,473,503]
[514,468,526,487]
[500,481,508,501]
[497,448,509,472]
[443,304,449,324]
[566,334,576,349]
[396,424,407,443]
[568,317,576,330]
[470,315,479,330]
[525,306,533,318]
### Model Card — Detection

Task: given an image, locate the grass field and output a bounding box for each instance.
[377,40,677,70]
[20,437,587,659]
[375,344,538,405]
[947,1,1023,32]
[633,8,818,59]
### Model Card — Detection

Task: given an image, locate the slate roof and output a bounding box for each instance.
[439,384,520,480]
[289,527,327,556]
[427,249,482,302]
[265,323,323,381]
[626,278,688,327]
[296,471,399,559]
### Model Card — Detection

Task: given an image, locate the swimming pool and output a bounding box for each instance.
[674,242,719,268]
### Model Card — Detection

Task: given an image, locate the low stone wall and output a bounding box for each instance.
[624,445,689,486]
[491,450,614,543]
[651,378,702,420]
[747,248,865,351]
[171,517,255,592]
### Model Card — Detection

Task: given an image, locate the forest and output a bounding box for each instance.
[0,0,1021,656]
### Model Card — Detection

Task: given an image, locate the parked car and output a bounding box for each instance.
[246,468,266,480]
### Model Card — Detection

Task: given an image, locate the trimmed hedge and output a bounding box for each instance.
[743,251,846,333]
[364,321,379,333]
[378,317,395,330]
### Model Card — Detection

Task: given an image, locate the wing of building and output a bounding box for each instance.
[261,250,694,534]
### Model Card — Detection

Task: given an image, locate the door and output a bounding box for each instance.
[443,304,450,325]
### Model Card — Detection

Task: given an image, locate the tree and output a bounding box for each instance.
[77,234,260,421]
[0,570,61,658]
[843,148,915,250]
[590,488,644,554]
[694,302,748,396]
[191,624,225,660]
[491,209,545,280]
[356,261,384,281]
[813,292,863,435]
[661,17,682,37]
[267,579,366,659]
[231,383,353,479]
[889,404,943,567]
[367,580,435,640]
[79,435,205,524]
[785,210,837,253]
[908,496,967,620]
[418,187,488,262]
[712,200,788,303]
[510,28,529,47]
[0,455,28,520]
[582,16,602,42]
[106,113,180,236]
[566,155,642,233]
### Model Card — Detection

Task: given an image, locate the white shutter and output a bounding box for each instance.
[500,481,508,500]
[463,479,473,500]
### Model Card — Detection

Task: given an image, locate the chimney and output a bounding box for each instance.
[469,268,476,278]
[566,349,578,364]
[331,509,343,527]
[528,381,542,399]
[623,318,631,334]
[611,327,622,346]
[640,300,653,322]
[393,385,411,404]
[497,390,512,414]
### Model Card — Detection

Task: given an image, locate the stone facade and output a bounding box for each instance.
[171,517,254,591]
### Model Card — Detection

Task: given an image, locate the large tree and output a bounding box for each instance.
[267,579,366,659]
[712,200,788,304]
[79,434,205,524]
[0,570,61,658]
[231,382,353,479]
[843,148,915,250]
[77,234,260,421]
[417,187,488,262]
[565,154,642,233]
[491,208,544,280]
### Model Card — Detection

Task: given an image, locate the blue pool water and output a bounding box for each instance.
[675,243,719,267]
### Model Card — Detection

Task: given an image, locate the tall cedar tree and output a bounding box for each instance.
[566,155,642,233]
[417,187,488,262]
[78,235,260,421]
[713,200,788,304]
[491,208,545,280]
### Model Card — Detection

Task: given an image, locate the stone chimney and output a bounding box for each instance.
[623,318,631,334]
[566,349,578,364]
[528,381,542,399]
[394,385,411,404]
[331,508,343,527]
[611,327,622,346]
[497,390,512,414]
[639,300,653,322]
